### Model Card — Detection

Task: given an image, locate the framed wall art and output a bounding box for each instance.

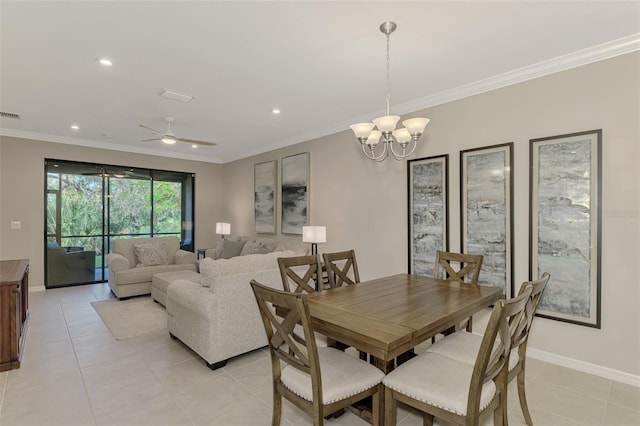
[281,153,309,235]
[530,129,602,328]
[460,143,513,298]
[254,160,277,234]
[408,154,449,277]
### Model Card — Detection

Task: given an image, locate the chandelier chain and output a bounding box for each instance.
[385,32,391,117]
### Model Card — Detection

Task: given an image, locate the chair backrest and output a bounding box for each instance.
[250,279,322,403]
[510,272,550,358]
[466,286,532,420]
[322,250,360,288]
[434,251,483,284]
[278,255,322,294]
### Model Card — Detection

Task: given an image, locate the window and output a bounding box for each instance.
[44,160,195,288]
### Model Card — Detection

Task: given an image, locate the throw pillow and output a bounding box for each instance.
[253,242,275,254]
[134,242,167,267]
[221,239,245,259]
[240,241,260,256]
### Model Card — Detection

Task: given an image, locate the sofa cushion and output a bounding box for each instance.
[240,240,276,256]
[200,250,295,289]
[134,241,168,267]
[113,263,196,285]
[221,239,245,259]
[113,236,180,267]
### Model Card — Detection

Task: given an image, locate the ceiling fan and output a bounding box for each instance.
[139,117,216,147]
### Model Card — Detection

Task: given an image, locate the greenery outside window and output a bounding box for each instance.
[45,160,195,288]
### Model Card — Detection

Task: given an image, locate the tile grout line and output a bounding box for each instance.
[63,290,104,425]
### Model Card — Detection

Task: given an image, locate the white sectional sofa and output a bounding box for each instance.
[107,236,196,299]
[166,250,295,369]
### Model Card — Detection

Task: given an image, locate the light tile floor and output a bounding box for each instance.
[1,283,638,426]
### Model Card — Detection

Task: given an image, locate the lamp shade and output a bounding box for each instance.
[402,117,430,135]
[215,222,231,235]
[373,115,400,132]
[302,226,326,244]
[350,122,375,139]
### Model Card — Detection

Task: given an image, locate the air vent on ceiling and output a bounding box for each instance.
[0,111,20,119]
[158,88,193,103]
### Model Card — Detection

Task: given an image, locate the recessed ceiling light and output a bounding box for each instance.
[272,108,281,114]
[191,144,198,148]
[98,58,112,66]
[70,124,80,130]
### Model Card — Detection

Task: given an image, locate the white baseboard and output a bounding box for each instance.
[528,347,640,388]
[29,286,46,293]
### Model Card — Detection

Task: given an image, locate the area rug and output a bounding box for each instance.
[91,297,167,340]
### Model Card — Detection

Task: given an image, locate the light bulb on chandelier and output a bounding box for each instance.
[350,21,430,162]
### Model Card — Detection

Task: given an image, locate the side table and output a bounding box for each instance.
[196,248,212,260]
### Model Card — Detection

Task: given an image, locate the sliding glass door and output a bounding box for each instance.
[45,160,194,289]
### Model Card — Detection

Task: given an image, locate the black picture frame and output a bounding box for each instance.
[408,154,449,277]
[529,129,602,328]
[460,143,514,298]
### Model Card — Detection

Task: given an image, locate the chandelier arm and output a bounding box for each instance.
[389,139,418,160]
[362,142,387,161]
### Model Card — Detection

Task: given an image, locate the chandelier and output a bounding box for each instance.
[350,21,430,162]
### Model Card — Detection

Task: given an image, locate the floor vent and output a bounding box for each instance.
[0,111,20,119]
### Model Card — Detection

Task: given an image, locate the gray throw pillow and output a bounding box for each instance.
[240,241,260,256]
[221,239,245,259]
[134,242,168,267]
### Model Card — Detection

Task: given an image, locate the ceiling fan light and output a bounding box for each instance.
[402,117,430,135]
[373,115,400,132]
[161,137,177,145]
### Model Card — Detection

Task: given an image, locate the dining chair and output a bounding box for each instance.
[382,285,532,426]
[434,250,484,334]
[322,250,360,288]
[250,280,385,426]
[278,254,328,348]
[426,272,550,425]
[322,250,368,361]
[278,255,322,294]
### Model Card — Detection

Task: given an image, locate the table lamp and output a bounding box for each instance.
[215,222,231,239]
[302,226,326,255]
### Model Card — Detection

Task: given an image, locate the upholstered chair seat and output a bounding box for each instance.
[383,352,498,416]
[281,346,384,404]
[428,330,520,372]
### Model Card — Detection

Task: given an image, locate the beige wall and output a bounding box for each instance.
[0,138,224,285]
[0,53,637,379]
[221,52,640,377]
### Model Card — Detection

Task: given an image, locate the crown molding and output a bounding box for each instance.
[0,128,223,164]
[3,33,639,164]
[393,33,640,116]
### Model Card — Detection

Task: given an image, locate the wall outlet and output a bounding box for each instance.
[10,221,21,230]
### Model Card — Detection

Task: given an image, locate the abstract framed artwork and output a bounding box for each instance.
[408,154,449,277]
[460,143,513,298]
[281,152,309,235]
[530,129,602,328]
[254,160,277,234]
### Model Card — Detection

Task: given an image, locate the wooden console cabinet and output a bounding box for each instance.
[0,259,29,372]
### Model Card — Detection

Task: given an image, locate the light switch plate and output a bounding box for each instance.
[10,221,21,230]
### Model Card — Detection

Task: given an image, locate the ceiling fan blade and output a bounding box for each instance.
[138,124,163,135]
[177,138,217,147]
[140,138,161,142]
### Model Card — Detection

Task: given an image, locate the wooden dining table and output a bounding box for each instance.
[306,273,502,424]
[306,273,503,373]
